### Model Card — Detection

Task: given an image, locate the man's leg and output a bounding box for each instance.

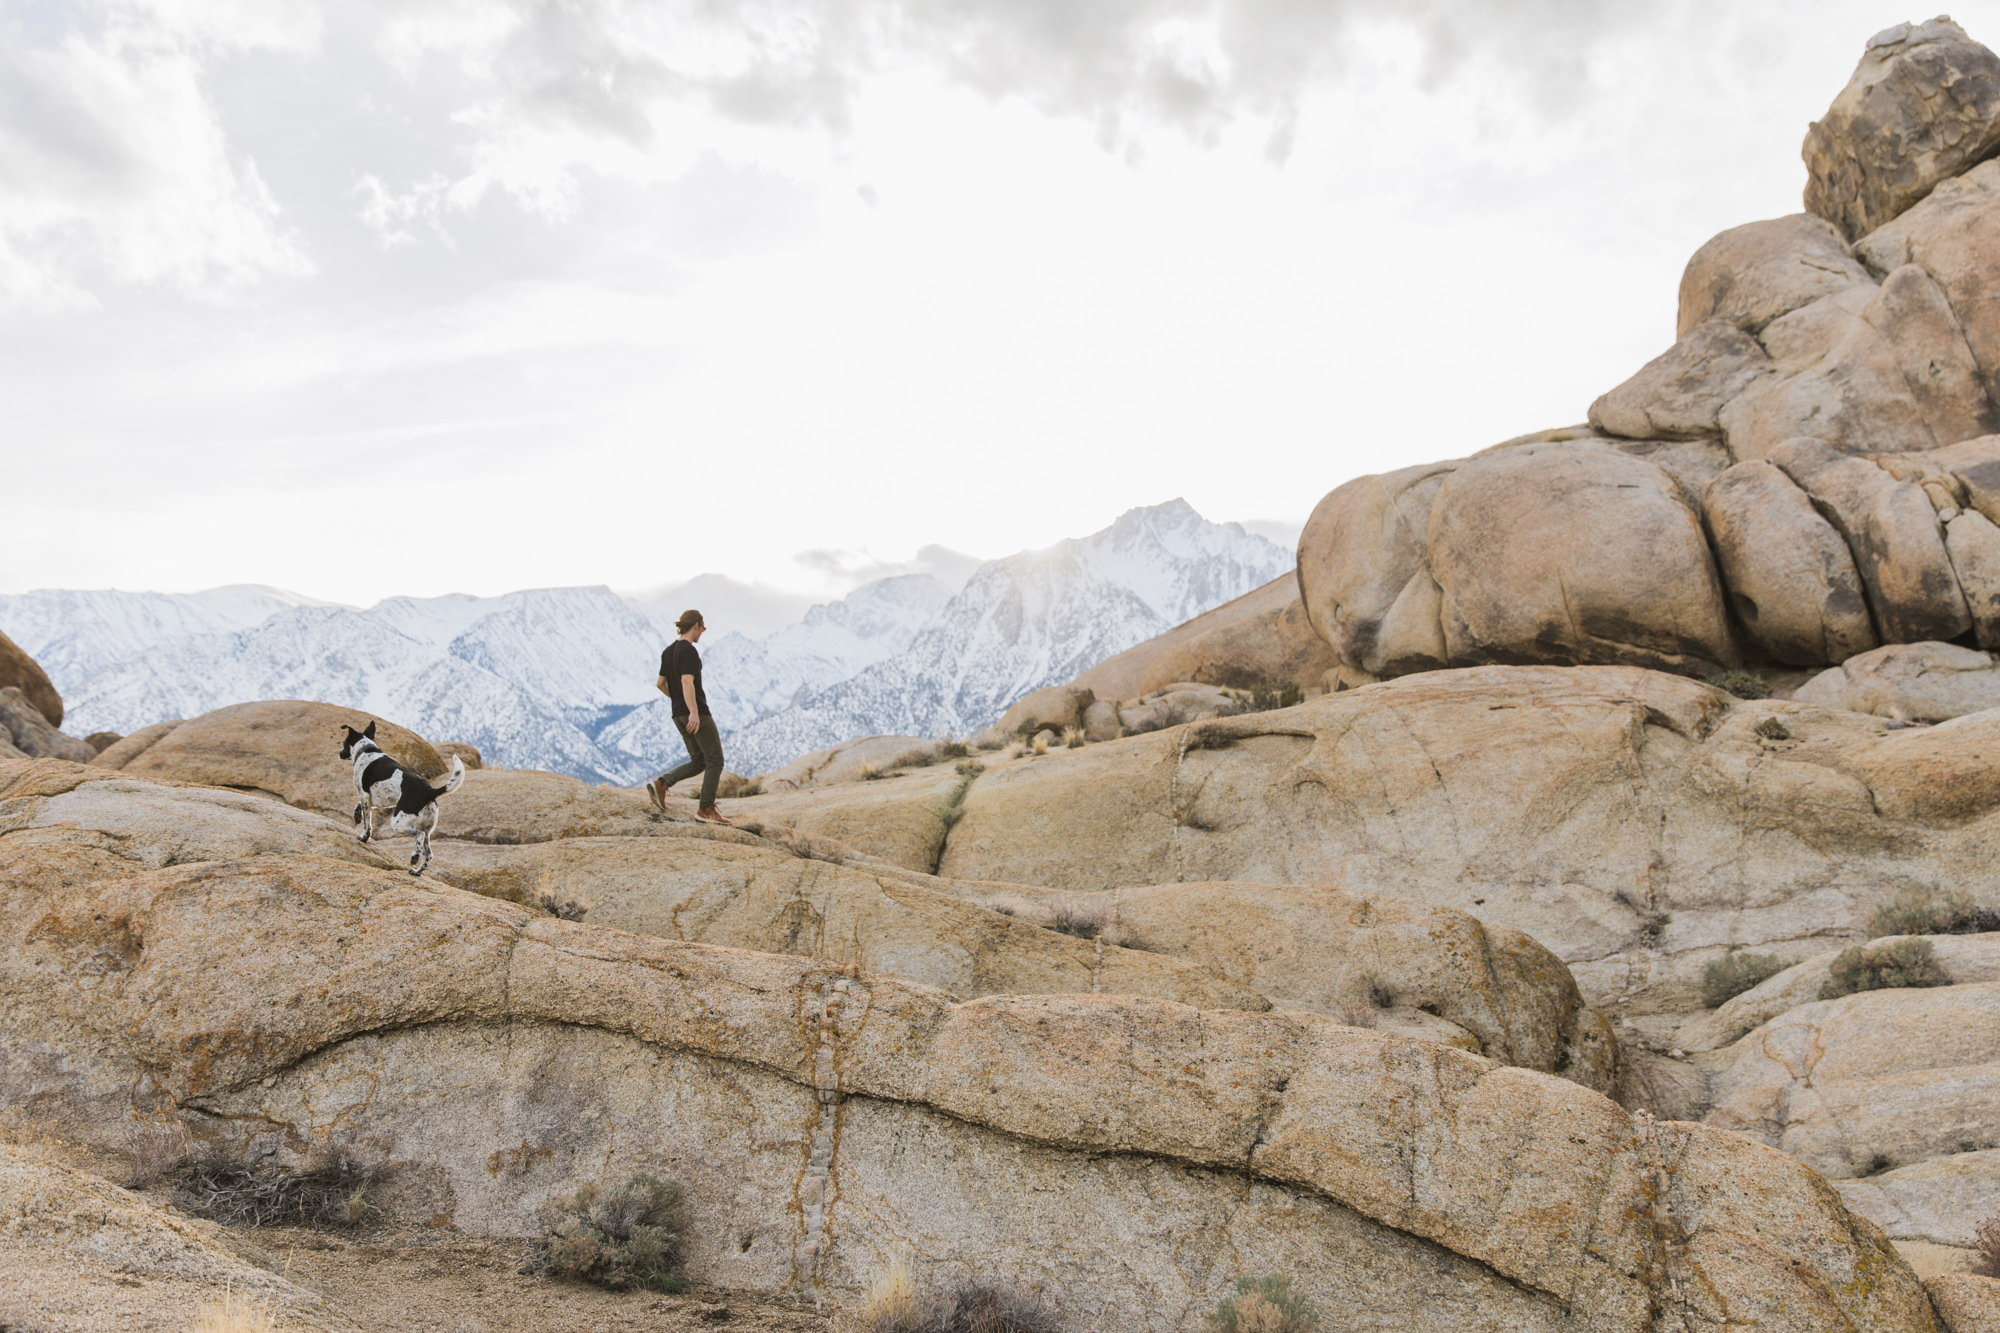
[696,714,726,809]
[656,719,708,795]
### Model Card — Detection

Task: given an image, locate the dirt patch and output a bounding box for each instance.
[236,1223,835,1333]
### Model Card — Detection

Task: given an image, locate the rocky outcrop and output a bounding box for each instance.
[931,665,2000,1022]
[426,835,1270,1014]
[1929,1274,2000,1332]
[0,628,63,730]
[99,701,445,816]
[0,824,1940,1331]
[1295,22,2000,687]
[758,734,942,790]
[1804,18,2000,242]
[1797,641,2000,719]
[0,687,94,764]
[434,740,484,769]
[89,719,183,769]
[0,1147,349,1332]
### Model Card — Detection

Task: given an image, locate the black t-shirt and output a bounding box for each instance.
[660,639,709,719]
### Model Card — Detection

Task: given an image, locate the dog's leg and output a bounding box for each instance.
[354,800,369,841]
[411,823,431,876]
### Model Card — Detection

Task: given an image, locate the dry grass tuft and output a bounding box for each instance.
[1206,1275,1318,1332]
[533,893,589,922]
[1335,1004,1378,1029]
[192,1289,279,1333]
[1704,669,1771,699]
[1049,900,1107,941]
[1061,726,1085,749]
[121,1119,191,1188]
[861,1263,920,1331]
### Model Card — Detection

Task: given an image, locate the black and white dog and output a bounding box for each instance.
[338,721,465,877]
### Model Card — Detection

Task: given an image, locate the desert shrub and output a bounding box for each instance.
[534,893,589,922]
[1335,1004,1377,1029]
[954,759,986,780]
[1206,1275,1318,1333]
[1699,950,1784,1008]
[860,764,884,781]
[1233,683,1305,713]
[1362,974,1395,1009]
[1031,733,1050,755]
[923,1281,1060,1333]
[717,774,763,798]
[892,746,941,770]
[1705,669,1771,700]
[1049,901,1106,941]
[1868,883,2000,938]
[170,1149,388,1228]
[531,1172,687,1293]
[1820,938,1952,1000]
[974,731,1008,752]
[1973,1211,2000,1278]
[1062,726,1085,749]
[937,736,971,760]
[192,1291,278,1333]
[1753,717,1792,742]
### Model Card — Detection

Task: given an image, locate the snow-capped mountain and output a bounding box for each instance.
[0,499,1290,782]
[655,500,1291,775]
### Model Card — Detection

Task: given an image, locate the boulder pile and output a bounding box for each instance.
[1297,18,2000,692]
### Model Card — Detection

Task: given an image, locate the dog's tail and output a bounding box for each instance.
[439,755,466,795]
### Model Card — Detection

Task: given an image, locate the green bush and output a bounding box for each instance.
[1868,883,2000,938]
[1206,1275,1318,1333]
[1704,669,1771,699]
[1821,938,1952,1000]
[936,737,971,760]
[1699,951,1785,1008]
[535,1173,687,1292]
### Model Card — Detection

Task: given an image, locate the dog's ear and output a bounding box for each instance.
[363,721,377,739]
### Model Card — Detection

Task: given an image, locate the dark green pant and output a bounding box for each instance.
[660,713,724,807]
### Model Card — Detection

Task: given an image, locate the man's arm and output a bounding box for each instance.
[681,674,700,728]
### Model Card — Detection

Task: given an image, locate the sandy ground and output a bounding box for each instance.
[242,1222,837,1333]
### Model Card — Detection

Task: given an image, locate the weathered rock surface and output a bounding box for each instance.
[89,719,182,770]
[966,880,1614,1088]
[1676,213,1875,338]
[1588,319,1772,440]
[1836,1150,2000,1249]
[1804,17,2000,242]
[1427,441,1735,673]
[1706,982,2000,1180]
[994,684,1094,738]
[1929,1273,2000,1332]
[103,701,445,816]
[1702,458,1879,664]
[1798,641,2000,720]
[434,740,484,769]
[933,665,2000,1028]
[0,687,93,764]
[758,735,942,790]
[0,628,63,730]
[729,768,962,871]
[426,835,1268,1013]
[0,836,1940,1331]
[0,1146,349,1332]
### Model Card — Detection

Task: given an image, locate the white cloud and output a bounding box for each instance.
[0,1,316,305]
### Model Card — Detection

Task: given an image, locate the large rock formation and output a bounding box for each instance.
[0,629,63,730]
[0,777,1941,1331]
[1295,20,2000,689]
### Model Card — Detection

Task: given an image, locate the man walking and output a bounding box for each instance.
[648,609,731,825]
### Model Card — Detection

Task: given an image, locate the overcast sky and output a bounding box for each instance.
[1,0,1988,606]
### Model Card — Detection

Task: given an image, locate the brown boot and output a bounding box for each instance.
[645,778,669,813]
[695,804,732,826]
